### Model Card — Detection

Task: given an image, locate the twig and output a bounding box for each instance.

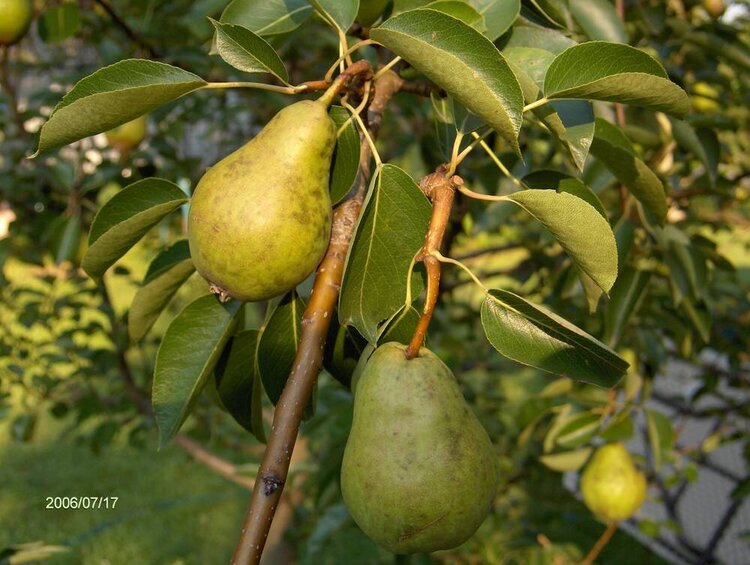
[230,69,404,565]
[93,0,160,58]
[174,435,255,490]
[581,521,618,565]
[405,167,460,359]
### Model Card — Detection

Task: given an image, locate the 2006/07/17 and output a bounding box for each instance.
[45,496,118,509]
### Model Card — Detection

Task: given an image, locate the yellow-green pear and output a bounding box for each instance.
[341,342,499,554]
[105,116,148,152]
[580,443,647,522]
[0,0,33,46]
[188,99,335,302]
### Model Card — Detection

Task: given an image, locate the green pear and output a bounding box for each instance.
[188,99,335,302]
[341,342,499,554]
[105,115,147,152]
[0,0,32,46]
[580,442,647,522]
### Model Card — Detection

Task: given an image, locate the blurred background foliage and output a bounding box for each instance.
[1,0,749,563]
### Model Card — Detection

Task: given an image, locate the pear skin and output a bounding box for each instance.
[341,342,499,554]
[580,442,647,522]
[188,100,334,302]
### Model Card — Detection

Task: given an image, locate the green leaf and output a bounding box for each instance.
[600,412,634,442]
[604,266,650,348]
[329,106,361,205]
[539,448,592,472]
[257,292,304,405]
[555,412,601,449]
[153,295,243,447]
[128,241,195,342]
[506,189,617,293]
[503,46,555,90]
[83,179,188,280]
[544,42,689,116]
[522,171,606,219]
[535,100,596,171]
[658,226,704,304]
[527,0,571,27]
[210,19,289,82]
[502,24,576,54]
[682,300,711,344]
[323,320,367,388]
[425,1,486,32]
[481,290,628,387]
[590,119,667,224]
[372,9,523,152]
[645,408,674,471]
[34,60,207,155]
[38,3,79,43]
[221,0,313,36]
[215,329,266,441]
[378,305,421,345]
[569,0,627,43]
[309,0,359,32]
[670,119,719,187]
[467,0,520,40]
[339,165,431,343]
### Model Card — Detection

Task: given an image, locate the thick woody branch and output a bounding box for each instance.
[405,167,460,359]
[231,70,403,565]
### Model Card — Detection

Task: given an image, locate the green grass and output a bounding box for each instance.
[0,421,248,564]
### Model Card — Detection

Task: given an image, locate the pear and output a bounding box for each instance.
[188,99,335,302]
[105,115,147,152]
[580,442,647,522]
[341,342,499,554]
[0,0,32,46]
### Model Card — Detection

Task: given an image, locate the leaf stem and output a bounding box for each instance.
[523,96,550,113]
[324,39,378,83]
[471,131,522,186]
[205,82,306,94]
[445,132,465,177]
[405,168,459,359]
[342,96,382,168]
[457,184,508,202]
[373,56,402,80]
[431,251,488,292]
[454,128,491,167]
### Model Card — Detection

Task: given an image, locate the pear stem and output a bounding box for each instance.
[404,168,460,360]
[581,521,619,565]
[317,59,373,108]
[230,69,403,565]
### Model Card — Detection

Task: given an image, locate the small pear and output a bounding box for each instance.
[188,99,335,302]
[580,443,647,522]
[0,0,33,46]
[341,342,499,554]
[105,116,147,152]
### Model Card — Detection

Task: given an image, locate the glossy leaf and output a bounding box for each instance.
[646,408,674,471]
[591,119,667,224]
[210,19,289,82]
[128,241,195,342]
[671,119,719,186]
[536,100,596,171]
[569,0,626,43]
[481,290,628,386]
[506,189,617,293]
[258,292,304,405]
[38,3,79,43]
[153,295,243,447]
[522,171,606,219]
[339,165,431,343]
[502,24,576,54]
[329,106,361,205]
[309,0,359,31]
[539,448,592,472]
[468,0,520,40]
[372,9,523,152]
[35,60,206,155]
[544,42,689,116]
[83,179,188,280]
[604,266,651,348]
[215,329,266,441]
[555,412,601,449]
[425,1,485,31]
[221,0,313,36]
[600,412,634,442]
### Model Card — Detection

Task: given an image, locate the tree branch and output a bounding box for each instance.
[230,69,404,565]
[405,167,460,359]
[93,0,160,58]
[0,46,26,136]
[174,434,255,490]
